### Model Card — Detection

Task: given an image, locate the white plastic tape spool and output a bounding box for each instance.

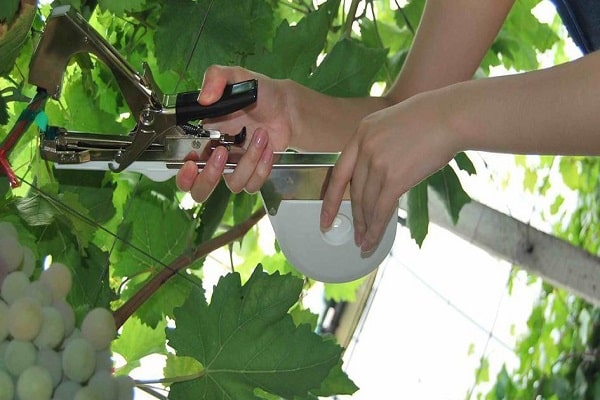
[265,199,397,283]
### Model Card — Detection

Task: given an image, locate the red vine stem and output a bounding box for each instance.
[113,208,266,329]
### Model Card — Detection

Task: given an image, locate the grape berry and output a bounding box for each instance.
[0,223,133,400]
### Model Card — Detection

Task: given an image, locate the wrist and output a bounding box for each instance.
[433,83,472,156]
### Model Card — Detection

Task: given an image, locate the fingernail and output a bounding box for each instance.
[360,240,371,253]
[252,130,267,148]
[354,231,363,247]
[213,148,227,166]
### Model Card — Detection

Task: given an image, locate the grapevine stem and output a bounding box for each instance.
[112,208,266,329]
[135,369,207,386]
[343,0,361,37]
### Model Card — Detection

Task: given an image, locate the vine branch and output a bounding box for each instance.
[343,0,361,38]
[113,208,266,329]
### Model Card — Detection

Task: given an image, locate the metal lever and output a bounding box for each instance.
[29,5,257,173]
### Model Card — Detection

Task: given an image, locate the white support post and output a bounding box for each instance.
[407,191,600,306]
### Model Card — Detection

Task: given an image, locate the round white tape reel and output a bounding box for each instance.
[266,199,397,282]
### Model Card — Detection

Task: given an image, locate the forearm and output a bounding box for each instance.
[447,51,600,155]
[388,0,515,101]
[287,0,516,152]
[285,80,392,151]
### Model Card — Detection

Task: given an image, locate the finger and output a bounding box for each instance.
[176,160,201,192]
[224,129,268,193]
[349,152,368,247]
[245,147,273,193]
[189,146,228,202]
[361,186,399,253]
[198,65,231,105]
[360,162,384,241]
[321,143,357,230]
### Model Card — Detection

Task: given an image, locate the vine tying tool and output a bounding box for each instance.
[21,5,397,282]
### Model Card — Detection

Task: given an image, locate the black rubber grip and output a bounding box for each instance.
[175,79,258,125]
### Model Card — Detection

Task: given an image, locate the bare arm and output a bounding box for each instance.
[450,50,600,155]
[288,0,515,150]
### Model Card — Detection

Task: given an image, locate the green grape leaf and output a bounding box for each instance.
[67,243,117,321]
[232,191,258,227]
[0,94,8,125]
[164,354,204,385]
[306,37,387,97]
[196,180,231,244]
[112,193,191,278]
[54,169,116,225]
[454,152,476,175]
[324,278,365,303]
[246,0,339,80]
[43,73,125,134]
[393,0,424,34]
[56,191,97,249]
[310,359,358,397]
[0,0,19,24]
[111,192,196,327]
[15,187,96,251]
[406,181,429,247]
[167,267,343,400]
[131,273,200,329]
[289,306,319,331]
[427,166,470,225]
[259,251,299,277]
[0,2,35,75]
[112,316,167,375]
[155,0,273,86]
[98,0,146,16]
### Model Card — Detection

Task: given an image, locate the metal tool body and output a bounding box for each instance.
[30,5,397,282]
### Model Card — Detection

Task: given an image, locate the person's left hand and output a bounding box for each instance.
[320,91,461,252]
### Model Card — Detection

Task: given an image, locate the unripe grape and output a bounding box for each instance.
[54,298,76,337]
[62,338,96,383]
[1,270,30,304]
[62,327,82,350]
[0,236,24,274]
[74,385,103,400]
[36,348,62,387]
[54,380,82,400]
[115,375,135,400]
[4,340,36,376]
[34,306,65,350]
[88,370,118,400]
[81,308,116,351]
[17,365,53,400]
[0,369,14,400]
[26,280,53,306]
[95,349,114,372]
[0,340,8,370]
[0,300,8,341]
[40,262,72,300]
[8,296,42,341]
[20,246,35,278]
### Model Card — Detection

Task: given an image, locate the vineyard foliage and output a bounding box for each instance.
[1,0,596,398]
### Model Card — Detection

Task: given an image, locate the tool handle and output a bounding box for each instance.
[175,79,257,125]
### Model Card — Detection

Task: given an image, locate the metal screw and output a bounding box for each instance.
[192,139,202,149]
[140,109,154,126]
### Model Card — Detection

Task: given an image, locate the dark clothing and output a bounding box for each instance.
[551,0,600,54]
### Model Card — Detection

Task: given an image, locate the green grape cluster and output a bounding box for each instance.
[0,222,134,400]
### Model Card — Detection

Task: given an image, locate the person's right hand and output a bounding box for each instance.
[176,65,294,201]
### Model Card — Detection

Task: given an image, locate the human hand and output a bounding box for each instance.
[176,65,293,201]
[320,91,461,252]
